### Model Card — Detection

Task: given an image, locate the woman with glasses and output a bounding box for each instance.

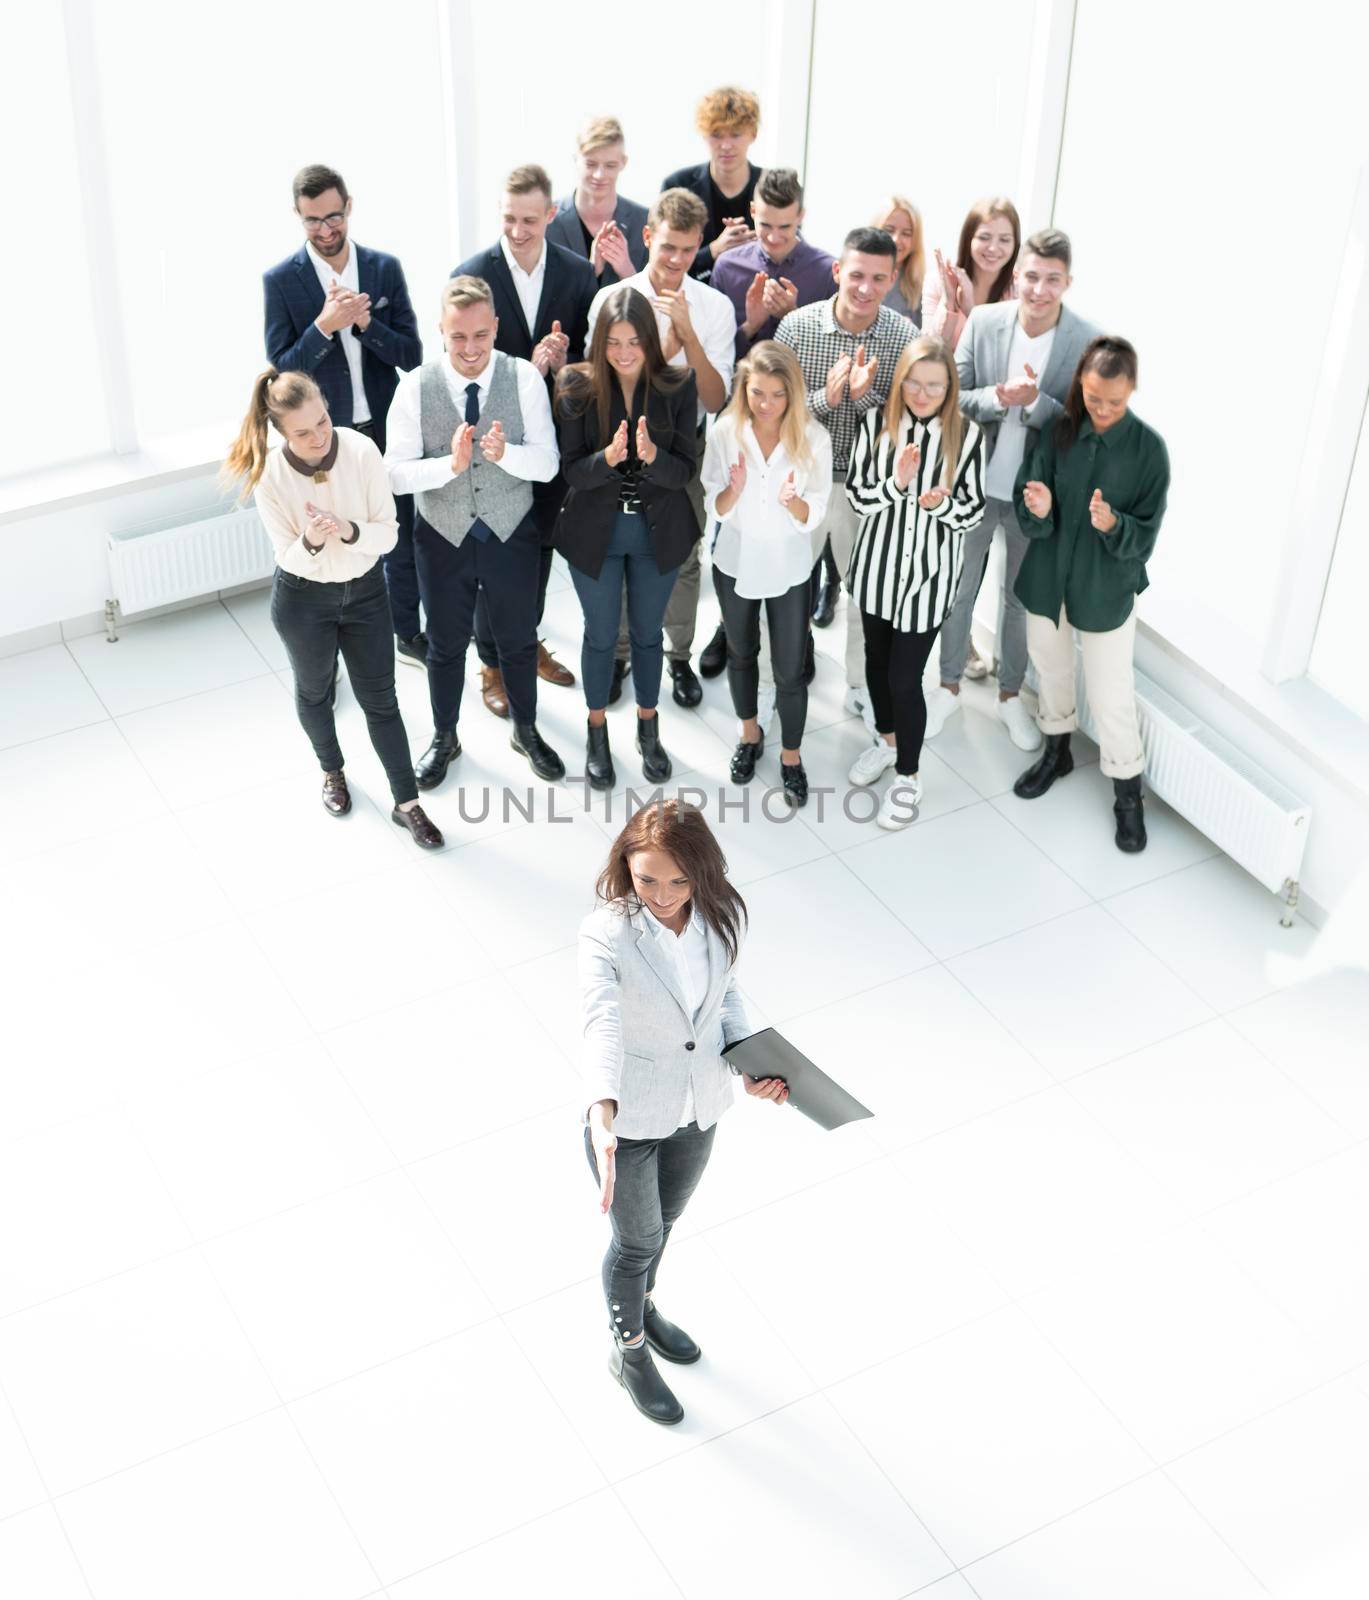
[922,196,1021,352]
[845,336,986,829]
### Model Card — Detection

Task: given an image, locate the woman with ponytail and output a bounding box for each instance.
[1011,335,1170,853]
[222,369,442,847]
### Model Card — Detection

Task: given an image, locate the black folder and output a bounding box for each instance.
[723,1028,874,1130]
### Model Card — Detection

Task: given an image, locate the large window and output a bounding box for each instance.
[1308,394,1369,719]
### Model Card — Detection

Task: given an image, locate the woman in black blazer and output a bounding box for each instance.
[555,287,699,791]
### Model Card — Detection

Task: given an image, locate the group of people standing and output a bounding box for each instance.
[226,84,1169,856]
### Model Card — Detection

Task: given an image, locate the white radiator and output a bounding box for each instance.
[1077,664,1311,899]
[105,508,274,633]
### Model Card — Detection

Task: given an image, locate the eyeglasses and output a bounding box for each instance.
[301,211,346,233]
[903,380,948,398]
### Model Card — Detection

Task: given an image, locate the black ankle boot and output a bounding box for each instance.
[699,623,728,679]
[643,1297,701,1364]
[586,719,615,791]
[635,714,672,782]
[510,721,566,782]
[1013,732,1073,800]
[1113,775,1148,853]
[608,1335,684,1425]
[415,729,462,791]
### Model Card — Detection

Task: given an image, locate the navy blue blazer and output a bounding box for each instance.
[262,245,423,446]
[546,194,650,289]
[660,160,762,281]
[451,240,597,364]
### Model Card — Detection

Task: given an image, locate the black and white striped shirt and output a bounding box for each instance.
[846,408,986,633]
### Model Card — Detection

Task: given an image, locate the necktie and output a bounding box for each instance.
[463,381,491,543]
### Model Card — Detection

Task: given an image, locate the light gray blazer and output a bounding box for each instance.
[547,194,650,289]
[956,301,1099,463]
[578,901,752,1140]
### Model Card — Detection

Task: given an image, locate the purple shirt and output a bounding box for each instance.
[711,236,838,358]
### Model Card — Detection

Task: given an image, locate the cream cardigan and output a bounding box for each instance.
[253,426,398,582]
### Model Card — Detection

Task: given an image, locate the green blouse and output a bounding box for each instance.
[1012,409,1170,633]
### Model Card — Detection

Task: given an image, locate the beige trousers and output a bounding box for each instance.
[1027,605,1144,779]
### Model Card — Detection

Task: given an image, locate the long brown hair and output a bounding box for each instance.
[221,368,323,499]
[873,194,926,308]
[956,196,1021,305]
[723,341,814,472]
[556,286,688,440]
[595,799,747,966]
[881,336,963,491]
[1058,335,1139,451]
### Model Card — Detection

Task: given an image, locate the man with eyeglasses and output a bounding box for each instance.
[924,226,1099,754]
[264,164,427,667]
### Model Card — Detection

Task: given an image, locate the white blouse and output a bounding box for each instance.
[703,414,833,600]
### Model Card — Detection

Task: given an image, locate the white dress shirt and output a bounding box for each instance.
[307,240,370,425]
[499,237,547,335]
[704,414,833,599]
[984,321,1058,500]
[587,267,735,424]
[643,901,711,1127]
[383,353,559,496]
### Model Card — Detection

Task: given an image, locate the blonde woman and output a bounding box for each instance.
[845,337,986,828]
[873,195,926,326]
[702,342,831,807]
[222,369,442,847]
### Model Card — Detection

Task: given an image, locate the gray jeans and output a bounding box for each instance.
[938,494,1029,693]
[584,1119,716,1341]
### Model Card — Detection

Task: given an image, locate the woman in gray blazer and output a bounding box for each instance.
[580,799,787,1424]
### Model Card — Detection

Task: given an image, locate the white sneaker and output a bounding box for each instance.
[965,643,993,680]
[877,775,923,829]
[843,684,878,735]
[997,694,1043,752]
[848,739,898,786]
[923,685,961,740]
[756,685,777,733]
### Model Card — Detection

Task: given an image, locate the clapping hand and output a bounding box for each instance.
[604,419,630,468]
[727,451,747,496]
[918,486,949,510]
[743,1074,790,1105]
[743,271,768,332]
[303,500,343,540]
[849,344,878,402]
[996,363,1039,409]
[778,470,799,508]
[825,353,852,409]
[935,248,970,315]
[449,422,475,475]
[1089,488,1117,533]
[635,415,657,465]
[531,319,570,377]
[479,420,507,463]
[592,219,633,279]
[710,215,754,259]
[762,276,799,319]
[893,441,921,491]
[1021,479,1052,518]
[316,283,368,336]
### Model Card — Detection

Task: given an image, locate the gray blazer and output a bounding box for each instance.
[547,194,650,289]
[578,901,752,1140]
[956,301,1099,462]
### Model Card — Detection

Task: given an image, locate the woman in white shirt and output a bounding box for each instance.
[222,368,442,848]
[581,799,787,1425]
[845,337,986,829]
[702,341,831,807]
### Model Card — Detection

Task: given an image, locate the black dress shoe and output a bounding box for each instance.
[391,803,444,849]
[1113,775,1148,853]
[643,1298,701,1364]
[586,719,615,791]
[635,714,672,782]
[396,632,429,668]
[668,659,703,707]
[608,1337,683,1425]
[802,631,816,686]
[780,759,809,808]
[811,576,837,628]
[415,730,461,791]
[510,721,566,781]
[1013,732,1073,800]
[321,770,351,817]
[730,735,764,784]
[607,658,628,706]
[699,623,728,679]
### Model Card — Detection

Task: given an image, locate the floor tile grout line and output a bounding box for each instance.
[0,1367,100,1599]
[1221,996,1369,1145]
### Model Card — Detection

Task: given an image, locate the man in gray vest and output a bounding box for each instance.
[386,275,566,788]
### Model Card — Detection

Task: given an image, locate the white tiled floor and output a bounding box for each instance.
[2,577,1367,1599]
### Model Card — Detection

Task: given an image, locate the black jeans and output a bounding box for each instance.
[584,1120,716,1342]
[473,543,555,668]
[712,567,811,750]
[270,563,418,804]
[861,609,942,776]
[413,513,541,731]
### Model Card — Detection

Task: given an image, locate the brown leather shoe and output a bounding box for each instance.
[536,640,575,688]
[391,802,444,849]
[322,770,351,817]
[480,665,510,718]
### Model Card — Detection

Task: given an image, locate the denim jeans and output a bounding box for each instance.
[938,494,1029,692]
[584,1120,717,1341]
[571,510,680,711]
[270,563,418,804]
[712,567,811,749]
